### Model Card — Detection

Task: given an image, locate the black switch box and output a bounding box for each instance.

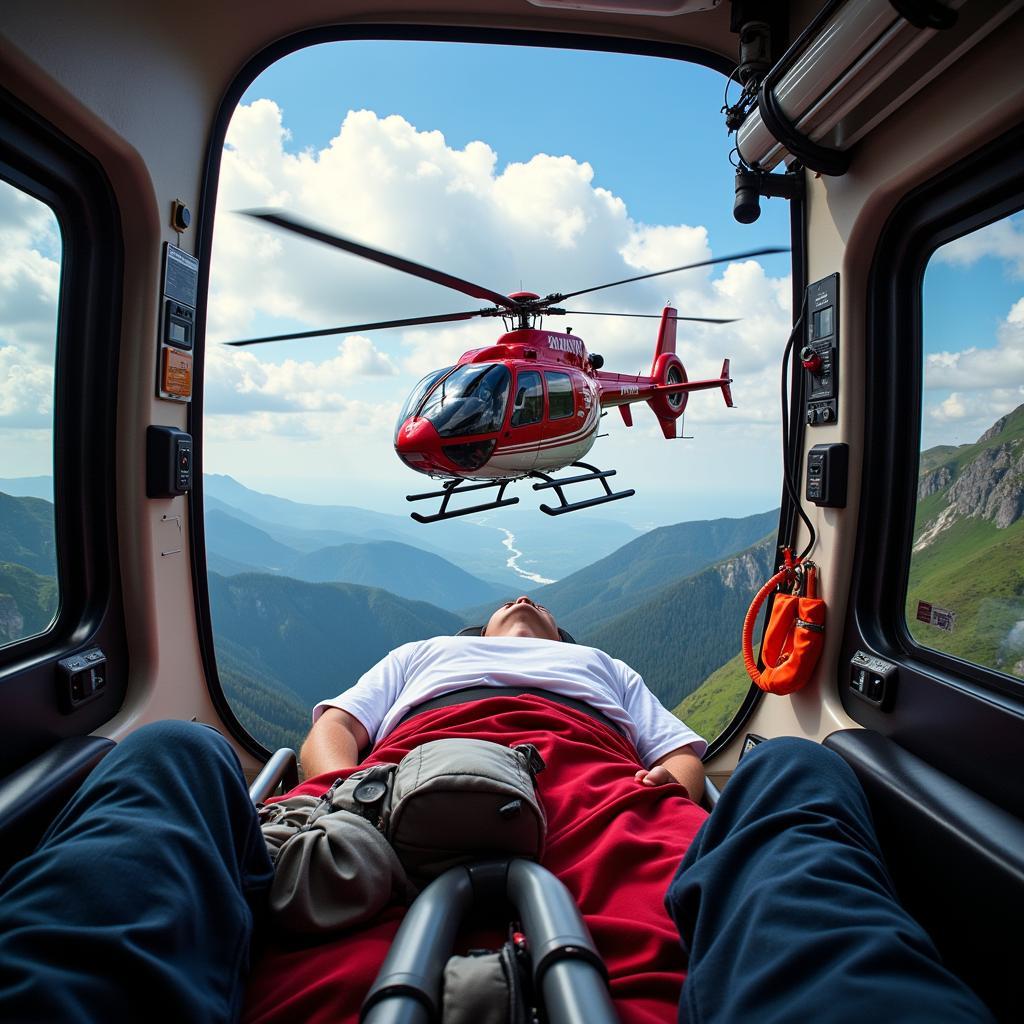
[805,443,848,508]
[849,650,897,711]
[58,647,107,711]
[147,426,192,498]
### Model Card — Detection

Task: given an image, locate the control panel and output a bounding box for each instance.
[58,647,107,711]
[158,243,199,402]
[849,650,897,710]
[803,274,838,426]
[146,425,192,498]
[806,443,848,508]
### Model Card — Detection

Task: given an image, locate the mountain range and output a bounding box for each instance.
[462,508,778,634]
[909,402,1024,677]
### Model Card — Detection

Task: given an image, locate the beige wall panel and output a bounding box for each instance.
[707,12,1024,775]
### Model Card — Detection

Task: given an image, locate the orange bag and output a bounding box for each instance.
[742,558,825,696]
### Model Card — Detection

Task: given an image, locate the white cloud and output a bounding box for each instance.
[0,179,60,433]
[205,335,398,414]
[0,345,54,426]
[925,297,1024,391]
[935,216,1024,278]
[209,103,788,356]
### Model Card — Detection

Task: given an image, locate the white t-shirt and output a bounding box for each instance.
[312,635,706,767]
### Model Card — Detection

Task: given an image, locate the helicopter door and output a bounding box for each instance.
[500,369,545,474]
[535,370,589,472]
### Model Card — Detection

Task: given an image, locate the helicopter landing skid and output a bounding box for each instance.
[407,478,520,523]
[530,461,635,516]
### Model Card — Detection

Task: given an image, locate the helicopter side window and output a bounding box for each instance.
[394,365,455,441]
[511,370,544,428]
[419,363,511,438]
[546,372,575,421]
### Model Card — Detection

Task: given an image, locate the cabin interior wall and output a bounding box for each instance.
[0,0,737,771]
[4,1,1022,774]
[706,8,1024,778]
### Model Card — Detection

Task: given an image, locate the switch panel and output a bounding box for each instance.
[146,425,192,498]
[806,443,848,508]
[849,650,897,710]
[803,274,838,426]
[58,647,107,711]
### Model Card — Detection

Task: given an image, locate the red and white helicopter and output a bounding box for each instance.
[229,211,785,522]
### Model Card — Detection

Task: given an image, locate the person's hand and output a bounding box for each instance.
[634,765,677,787]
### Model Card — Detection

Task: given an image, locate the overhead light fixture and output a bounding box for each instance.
[526,1,720,16]
[736,0,1018,174]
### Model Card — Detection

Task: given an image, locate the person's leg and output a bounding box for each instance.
[666,737,995,1023]
[0,720,273,1024]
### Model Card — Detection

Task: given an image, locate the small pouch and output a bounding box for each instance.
[442,942,530,1024]
[389,738,546,882]
[258,768,412,936]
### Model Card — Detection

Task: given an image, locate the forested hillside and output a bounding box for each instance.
[0,560,57,644]
[0,492,56,576]
[207,571,464,710]
[461,508,778,631]
[581,536,774,710]
[674,653,751,741]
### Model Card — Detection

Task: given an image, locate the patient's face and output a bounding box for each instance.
[484,596,560,641]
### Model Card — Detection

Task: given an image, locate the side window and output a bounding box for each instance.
[546,372,575,420]
[0,178,61,649]
[511,370,544,427]
[907,209,1024,680]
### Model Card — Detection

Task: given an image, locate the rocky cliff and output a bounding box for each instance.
[915,404,1024,548]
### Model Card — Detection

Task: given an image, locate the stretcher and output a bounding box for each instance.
[244,695,709,1024]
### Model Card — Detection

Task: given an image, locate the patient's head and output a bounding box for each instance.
[483,596,560,641]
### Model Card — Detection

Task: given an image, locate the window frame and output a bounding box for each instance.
[545,371,575,421]
[190,25,801,760]
[845,121,1024,817]
[0,87,127,774]
[511,368,544,428]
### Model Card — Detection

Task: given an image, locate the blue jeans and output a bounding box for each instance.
[665,737,995,1023]
[0,726,995,1022]
[0,721,273,1023]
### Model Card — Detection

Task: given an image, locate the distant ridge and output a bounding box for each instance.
[580,535,775,711]
[207,571,465,710]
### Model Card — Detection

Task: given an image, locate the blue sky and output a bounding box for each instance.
[240,40,789,252]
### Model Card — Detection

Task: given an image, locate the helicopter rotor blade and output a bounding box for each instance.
[240,209,520,312]
[558,310,739,324]
[225,309,486,348]
[544,246,789,304]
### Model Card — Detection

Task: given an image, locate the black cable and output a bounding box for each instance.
[779,299,816,561]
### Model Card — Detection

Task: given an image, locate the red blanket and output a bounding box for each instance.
[243,695,707,1024]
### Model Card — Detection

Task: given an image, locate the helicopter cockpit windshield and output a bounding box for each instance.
[394,366,455,441]
[417,363,511,438]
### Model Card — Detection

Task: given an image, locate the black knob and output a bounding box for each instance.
[171,200,191,232]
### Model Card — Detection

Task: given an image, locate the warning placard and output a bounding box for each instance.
[162,347,193,399]
[916,600,955,632]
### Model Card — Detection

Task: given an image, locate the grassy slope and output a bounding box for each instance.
[906,515,1024,673]
[673,652,752,743]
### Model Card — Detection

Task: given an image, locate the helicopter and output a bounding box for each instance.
[229,210,785,522]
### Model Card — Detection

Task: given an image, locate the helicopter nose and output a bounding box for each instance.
[394,417,440,470]
[395,417,435,456]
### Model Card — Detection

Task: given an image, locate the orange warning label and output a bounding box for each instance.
[162,347,193,399]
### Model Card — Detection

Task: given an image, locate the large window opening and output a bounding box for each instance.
[203,38,792,756]
[908,208,1024,682]
[0,178,61,650]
